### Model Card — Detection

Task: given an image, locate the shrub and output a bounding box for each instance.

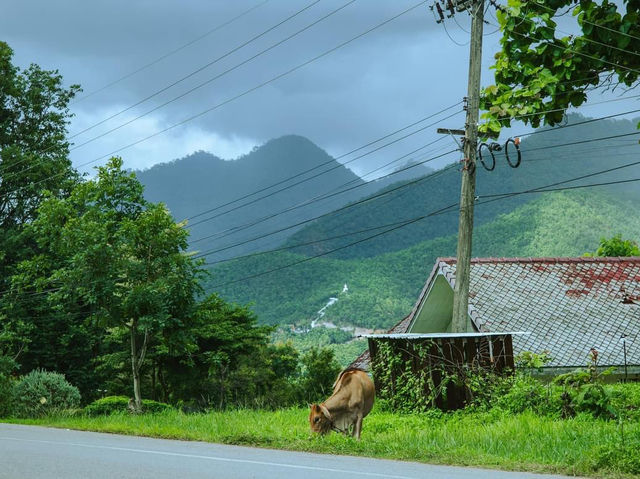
[13,370,80,417]
[494,375,562,415]
[553,363,616,419]
[85,395,172,416]
[609,382,640,421]
[0,356,17,417]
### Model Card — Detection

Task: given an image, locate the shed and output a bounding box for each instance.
[354,257,640,375]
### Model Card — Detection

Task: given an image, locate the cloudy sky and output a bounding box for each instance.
[2,0,635,176]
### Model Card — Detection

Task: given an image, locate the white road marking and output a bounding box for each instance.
[0,436,416,479]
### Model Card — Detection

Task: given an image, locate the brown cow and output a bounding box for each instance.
[309,368,375,440]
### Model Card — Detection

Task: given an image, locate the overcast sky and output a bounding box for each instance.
[2,0,636,177]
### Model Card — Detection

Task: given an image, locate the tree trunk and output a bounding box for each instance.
[130,323,142,412]
[130,322,149,412]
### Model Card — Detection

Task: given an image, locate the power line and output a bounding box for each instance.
[195,124,640,261]
[4,0,430,199]
[190,151,459,257]
[207,162,640,289]
[206,201,460,289]
[189,137,452,246]
[512,107,640,139]
[187,109,462,230]
[530,1,640,45]
[3,140,638,306]
[185,101,461,223]
[68,0,357,149]
[484,19,640,77]
[70,0,271,105]
[68,0,323,141]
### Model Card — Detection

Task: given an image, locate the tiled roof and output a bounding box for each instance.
[431,257,640,367]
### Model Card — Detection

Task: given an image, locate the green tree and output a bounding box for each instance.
[0,41,80,363]
[480,0,640,136]
[159,294,272,406]
[298,347,342,403]
[23,158,201,410]
[593,234,640,256]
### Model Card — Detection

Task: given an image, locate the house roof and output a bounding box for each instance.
[402,257,640,368]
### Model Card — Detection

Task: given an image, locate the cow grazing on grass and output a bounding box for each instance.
[309,368,375,440]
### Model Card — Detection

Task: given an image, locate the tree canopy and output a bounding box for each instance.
[480,0,640,136]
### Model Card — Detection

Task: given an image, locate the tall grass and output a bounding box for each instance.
[7,406,640,477]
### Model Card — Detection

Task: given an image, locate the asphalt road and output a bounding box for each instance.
[0,423,575,479]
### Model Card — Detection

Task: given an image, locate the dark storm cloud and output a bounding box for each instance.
[1,1,509,173]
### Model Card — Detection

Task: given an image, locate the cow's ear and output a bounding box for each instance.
[320,404,331,420]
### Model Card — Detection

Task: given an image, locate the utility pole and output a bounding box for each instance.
[432,0,485,332]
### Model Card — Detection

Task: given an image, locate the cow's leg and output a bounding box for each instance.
[353,412,363,440]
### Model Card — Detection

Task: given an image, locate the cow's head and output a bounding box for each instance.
[309,403,332,434]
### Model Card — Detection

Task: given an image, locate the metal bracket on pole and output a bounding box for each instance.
[436,128,465,151]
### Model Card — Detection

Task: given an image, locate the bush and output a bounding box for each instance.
[609,382,640,421]
[85,396,172,416]
[0,357,17,417]
[494,375,562,416]
[13,370,80,417]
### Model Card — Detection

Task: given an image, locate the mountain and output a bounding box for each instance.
[135,135,433,261]
[208,189,640,329]
[136,135,363,260]
[283,114,640,259]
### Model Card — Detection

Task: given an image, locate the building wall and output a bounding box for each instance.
[409,274,475,333]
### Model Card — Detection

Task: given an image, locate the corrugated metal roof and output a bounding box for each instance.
[362,332,530,339]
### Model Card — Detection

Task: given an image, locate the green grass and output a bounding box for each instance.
[6,407,640,478]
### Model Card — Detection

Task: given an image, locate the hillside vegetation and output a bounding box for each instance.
[210,189,640,330]
[136,135,432,260]
[284,114,640,259]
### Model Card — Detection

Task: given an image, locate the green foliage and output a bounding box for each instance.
[12,370,80,417]
[552,357,617,419]
[480,0,640,136]
[84,396,172,416]
[297,347,342,403]
[592,234,640,257]
[590,441,640,475]
[514,350,553,371]
[609,382,640,421]
[0,41,81,362]
[213,185,640,330]
[494,375,562,416]
[371,341,432,413]
[22,157,203,410]
[0,356,17,417]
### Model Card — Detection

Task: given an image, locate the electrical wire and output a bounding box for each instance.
[71,0,271,105]
[185,101,461,222]
[68,0,323,140]
[189,137,452,246]
[68,0,358,148]
[187,109,462,230]
[3,140,638,304]
[4,0,430,199]
[208,164,640,288]
[190,151,459,257]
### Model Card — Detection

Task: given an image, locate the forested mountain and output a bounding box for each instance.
[284,114,640,259]
[209,189,640,330]
[138,115,640,332]
[135,135,432,260]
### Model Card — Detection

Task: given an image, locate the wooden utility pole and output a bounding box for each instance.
[451,0,484,332]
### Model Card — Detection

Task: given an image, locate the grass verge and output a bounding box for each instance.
[4,407,640,478]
